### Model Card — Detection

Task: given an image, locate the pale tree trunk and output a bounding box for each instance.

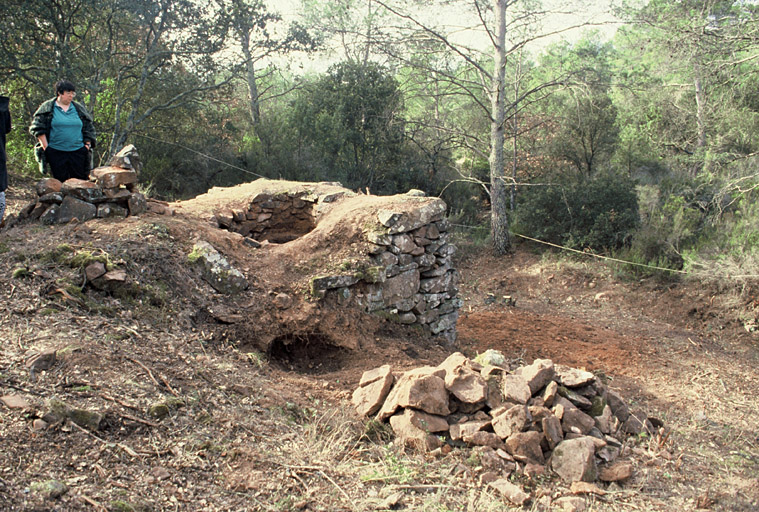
[241,30,261,126]
[490,0,510,254]
[362,0,373,66]
[510,58,521,211]
[693,71,707,175]
[694,76,706,150]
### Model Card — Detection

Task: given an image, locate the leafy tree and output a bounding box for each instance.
[218,0,315,128]
[301,0,392,65]
[614,0,759,175]
[536,35,619,178]
[365,0,594,254]
[292,61,405,192]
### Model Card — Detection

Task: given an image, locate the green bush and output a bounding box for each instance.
[629,193,702,270]
[512,172,639,252]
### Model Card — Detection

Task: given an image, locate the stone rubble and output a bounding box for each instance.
[14,146,169,225]
[353,352,660,502]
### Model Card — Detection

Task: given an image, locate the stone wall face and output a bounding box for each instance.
[311,197,461,345]
[214,191,317,243]
[361,217,460,344]
[17,173,149,225]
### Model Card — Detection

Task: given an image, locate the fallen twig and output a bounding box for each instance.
[273,462,356,510]
[78,493,107,511]
[317,470,356,511]
[121,412,160,428]
[126,357,161,389]
[136,447,174,457]
[127,357,179,397]
[69,421,143,459]
[288,469,311,494]
[100,393,139,410]
[69,420,108,444]
[1,379,42,396]
[157,373,180,397]
[388,484,456,491]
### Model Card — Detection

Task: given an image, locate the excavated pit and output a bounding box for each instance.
[268,333,348,374]
[215,192,317,244]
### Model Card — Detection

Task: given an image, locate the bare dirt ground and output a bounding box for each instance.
[1,174,758,511]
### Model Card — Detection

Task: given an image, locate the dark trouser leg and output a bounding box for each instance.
[46,147,89,182]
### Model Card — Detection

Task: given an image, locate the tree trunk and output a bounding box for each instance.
[490,0,510,254]
[694,75,706,150]
[510,59,520,212]
[241,30,261,126]
[693,71,706,175]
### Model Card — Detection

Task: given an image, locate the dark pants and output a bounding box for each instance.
[46,146,89,182]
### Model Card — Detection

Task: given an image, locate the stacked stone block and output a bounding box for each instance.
[15,145,157,225]
[18,173,146,225]
[214,191,317,242]
[312,197,461,344]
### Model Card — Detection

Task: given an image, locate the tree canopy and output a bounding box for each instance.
[3,0,759,275]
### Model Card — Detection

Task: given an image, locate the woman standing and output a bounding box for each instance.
[0,93,11,224]
[29,80,96,182]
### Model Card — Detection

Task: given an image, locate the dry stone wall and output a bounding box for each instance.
[214,190,324,244]
[314,196,460,344]
[13,146,172,225]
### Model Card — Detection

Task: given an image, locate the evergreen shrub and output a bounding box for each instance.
[512,172,639,252]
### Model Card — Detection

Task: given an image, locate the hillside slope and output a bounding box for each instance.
[1,177,758,511]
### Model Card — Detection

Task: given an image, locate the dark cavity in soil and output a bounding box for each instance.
[269,333,346,374]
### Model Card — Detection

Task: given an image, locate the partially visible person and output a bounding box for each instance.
[0,93,11,224]
[29,80,96,182]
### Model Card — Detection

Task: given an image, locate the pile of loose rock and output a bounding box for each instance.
[353,352,658,504]
[14,145,171,225]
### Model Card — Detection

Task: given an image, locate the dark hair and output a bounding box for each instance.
[55,80,76,96]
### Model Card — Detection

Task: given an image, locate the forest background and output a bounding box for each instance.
[2,0,758,278]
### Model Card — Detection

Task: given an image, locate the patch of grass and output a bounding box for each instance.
[103,332,130,342]
[11,267,31,278]
[141,222,171,239]
[67,249,112,270]
[36,244,118,274]
[272,401,316,425]
[187,245,206,264]
[37,243,75,264]
[109,500,149,512]
[362,419,394,445]
[57,345,80,357]
[62,281,87,301]
[361,452,418,484]
[245,351,265,368]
